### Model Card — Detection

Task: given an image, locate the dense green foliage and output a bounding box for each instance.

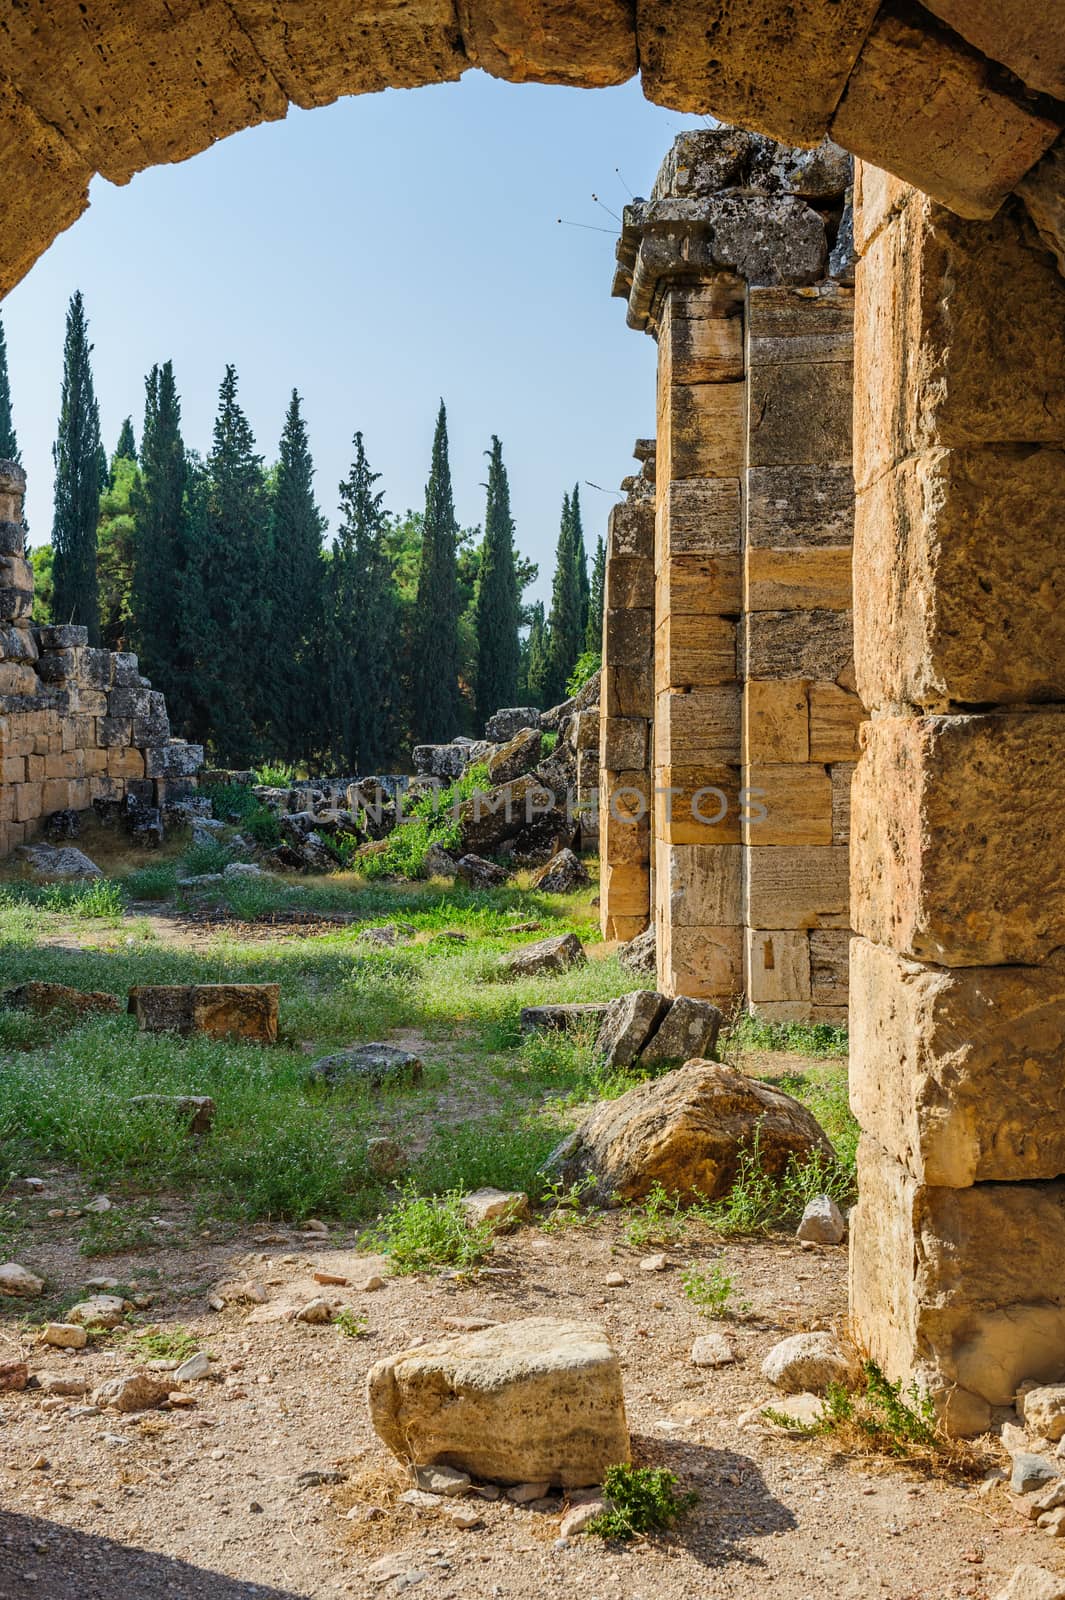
[586,531,605,653]
[473,436,521,730]
[51,292,106,643]
[0,312,19,462]
[272,391,326,766]
[410,402,463,743]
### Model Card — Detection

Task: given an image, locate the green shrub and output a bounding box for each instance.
[372,1185,495,1273]
[361,764,490,881]
[589,1465,697,1540]
[254,761,300,787]
[201,782,282,849]
[764,1360,947,1464]
[681,1259,750,1318]
[124,863,178,901]
[566,651,601,697]
[0,879,126,920]
[180,839,230,878]
[728,1011,848,1058]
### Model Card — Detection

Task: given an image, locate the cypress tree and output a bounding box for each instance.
[586,532,606,654]
[114,416,136,464]
[542,491,583,706]
[202,365,271,766]
[571,483,590,640]
[473,435,521,730]
[51,291,106,642]
[272,391,326,764]
[329,432,399,771]
[131,362,187,701]
[410,401,461,743]
[97,448,141,650]
[524,600,549,707]
[0,311,19,461]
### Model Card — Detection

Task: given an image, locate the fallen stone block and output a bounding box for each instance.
[761,1332,853,1395]
[0,1263,43,1298]
[994,1566,1065,1600]
[308,1043,422,1089]
[596,990,669,1069]
[546,1060,834,1203]
[128,983,279,1044]
[0,982,120,1017]
[461,1189,529,1233]
[618,926,655,974]
[498,934,586,980]
[519,1003,609,1035]
[530,848,591,894]
[456,854,508,889]
[639,996,722,1068]
[18,844,102,881]
[485,707,542,743]
[94,1371,171,1413]
[66,1293,131,1328]
[487,727,542,786]
[796,1194,846,1245]
[368,1316,629,1487]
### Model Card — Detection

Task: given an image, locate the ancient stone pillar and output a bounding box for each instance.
[599,442,655,941]
[741,284,861,1022]
[848,164,1065,1434]
[614,127,856,1005]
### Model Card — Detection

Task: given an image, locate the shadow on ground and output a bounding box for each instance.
[0,1509,308,1598]
[628,1432,797,1567]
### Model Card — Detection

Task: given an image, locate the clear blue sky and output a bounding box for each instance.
[4,75,700,607]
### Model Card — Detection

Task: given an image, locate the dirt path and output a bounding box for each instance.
[0,1178,1044,1600]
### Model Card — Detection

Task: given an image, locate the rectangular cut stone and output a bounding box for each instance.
[604,608,652,669]
[853,160,914,253]
[601,860,652,917]
[654,765,740,846]
[746,844,850,929]
[657,479,742,560]
[747,465,855,549]
[655,614,736,688]
[660,307,744,385]
[603,663,652,719]
[601,717,647,771]
[655,688,741,765]
[809,929,850,1006]
[745,763,833,846]
[661,922,744,1004]
[745,928,811,1004]
[637,0,881,144]
[921,1,1065,101]
[747,284,854,365]
[832,5,1062,219]
[745,610,853,680]
[851,712,1065,966]
[665,843,742,927]
[855,446,1065,708]
[831,762,854,842]
[748,360,852,468]
[808,682,864,761]
[658,380,745,481]
[608,500,654,558]
[454,0,636,86]
[746,547,852,612]
[656,554,742,618]
[743,679,809,764]
[850,938,1065,1187]
[603,554,654,609]
[854,190,1065,492]
[851,1139,1065,1432]
[600,809,650,870]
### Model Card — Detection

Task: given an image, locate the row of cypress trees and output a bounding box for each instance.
[0,294,605,769]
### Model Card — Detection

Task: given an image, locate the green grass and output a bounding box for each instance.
[360,764,491,880]
[0,879,125,921]
[201,781,282,848]
[727,1011,848,1058]
[371,1186,495,1273]
[125,862,179,901]
[180,839,231,878]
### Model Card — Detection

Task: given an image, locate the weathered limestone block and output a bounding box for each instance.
[851,1139,1065,1432]
[655,688,741,765]
[850,939,1065,1186]
[639,994,722,1066]
[602,661,653,719]
[922,2,1065,100]
[831,5,1062,219]
[744,763,832,846]
[603,556,653,609]
[745,547,852,613]
[746,929,811,1004]
[128,984,279,1044]
[456,0,635,85]
[852,712,1065,967]
[656,478,741,560]
[654,615,736,688]
[657,380,745,482]
[0,981,119,1016]
[743,680,809,764]
[830,763,853,842]
[547,1060,835,1203]
[744,610,853,680]
[601,717,647,770]
[745,844,849,929]
[636,0,880,144]
[604,606,651,668]
[653,764,740,846]
[486,726,542,785]
[855,191,1065,493]
[656,553,742,618]
[809,929,850,1007]
[662,924,744,1002]
[747,464,855,550]
[855,447,1065,707]
[808,683,864,762]
[658,299,743,385]
[596,989,669,1069]
[747,361,853,469]
[144,741,204,779]
[368,1317,629,1486]
[664,843,742,927]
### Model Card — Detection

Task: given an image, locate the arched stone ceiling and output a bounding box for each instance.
[1,0,1062,293]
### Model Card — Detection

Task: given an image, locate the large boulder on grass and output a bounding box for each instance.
[456,854,507,889]
[367,1316,629,1487]
[128,983,279,1044]
[498,934,586,979]
[595,990,669,1069]
[640,996,722,1068]
[618,926,656,974]
[487,727,542,786]
[530,848,590,894]
[308,1044,422,1089]
[545,1060,835,1204]
[18,844,102,881]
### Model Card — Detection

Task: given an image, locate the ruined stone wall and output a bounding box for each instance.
[607,128,864,1015]
[848,165,1065,1434]
[0,462,202,858]
[598,442,654,941]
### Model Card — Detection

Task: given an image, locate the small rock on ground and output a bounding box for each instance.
[41,1322,87,1349]
[93,1371,171,1413]
[994,1567,1065,1600]
[691,1333,736,1368]
[1013,1454,1061,1494]
[796,1194,846,1244]
[761,1331,852,1395]
[0,1263,44,1298]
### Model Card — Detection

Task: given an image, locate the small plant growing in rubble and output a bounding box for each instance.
[681,1259,750,1319]
[333,1307,368,1339]
[588,1464,697,1540]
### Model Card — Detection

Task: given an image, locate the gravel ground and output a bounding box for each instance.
[0,1172,1055,1600]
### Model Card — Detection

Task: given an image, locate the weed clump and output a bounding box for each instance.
[372,1186,494,1274]
[588,1464,697,1540]
[361,765,491,881]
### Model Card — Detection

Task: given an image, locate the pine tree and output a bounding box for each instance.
[473,436,521,730]
[114,416,136,464]
[585,532,606,654]
[51,291,106,642]
[542,491,583,706]
[272,391,326,764]
[523,600,550,707]
[410,402,461,743]
[97,450,141,650]
[201,365,272,766]
[0,311,19,462]
[571,483,590,640]
[131,362,187,701]
[329,432,399,771]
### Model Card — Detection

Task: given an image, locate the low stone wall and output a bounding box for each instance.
[0,461,202,858]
